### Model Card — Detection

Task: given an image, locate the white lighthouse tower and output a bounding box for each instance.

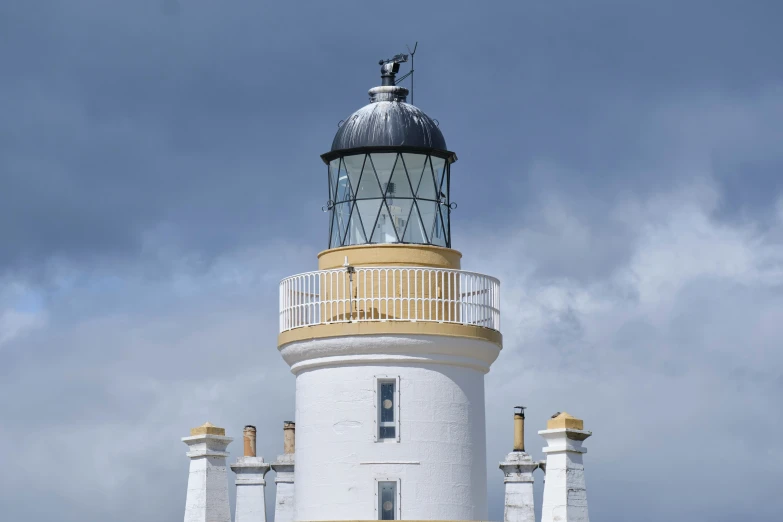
[277,55,502,521]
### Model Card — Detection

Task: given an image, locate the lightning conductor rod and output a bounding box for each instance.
[393,42,418,104]
[408,42,417,105]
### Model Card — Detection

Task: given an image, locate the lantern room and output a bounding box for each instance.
[321,56,456,250]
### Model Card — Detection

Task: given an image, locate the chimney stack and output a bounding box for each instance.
[499,407,537,522]
[182,422,233,522]
[243,425,257,457]
[539,412,592,522]
[231,424,270,522]
[272,421,296,522]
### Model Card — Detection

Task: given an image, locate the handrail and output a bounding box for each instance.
[279,266,500,333]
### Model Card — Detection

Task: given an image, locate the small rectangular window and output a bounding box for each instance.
[378,380,396,440]
[378,481,397,520]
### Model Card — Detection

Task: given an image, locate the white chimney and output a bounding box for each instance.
[271,421,295,522]
[231,425,271,522]
[539,412,592,522]
[182,422,232,522]
[499,406,537,522]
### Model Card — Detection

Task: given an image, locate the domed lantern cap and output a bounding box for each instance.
[321,55,455,164]
[324,99,451,160]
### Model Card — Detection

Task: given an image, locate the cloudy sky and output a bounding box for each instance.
[1,1,782,521]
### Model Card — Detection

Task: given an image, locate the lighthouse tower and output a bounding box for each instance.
[278,56,502,521]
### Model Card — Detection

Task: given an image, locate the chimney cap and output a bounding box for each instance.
[546,412,584,430]
[190,422,226,436]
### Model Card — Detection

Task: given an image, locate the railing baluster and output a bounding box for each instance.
[278,268,500,333]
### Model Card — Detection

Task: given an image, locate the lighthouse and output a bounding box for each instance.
[178,54,598,522]
[277,55,502,520]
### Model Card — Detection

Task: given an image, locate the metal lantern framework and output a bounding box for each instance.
[325,151,451,249]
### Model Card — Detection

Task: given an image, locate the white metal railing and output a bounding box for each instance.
[279,266,500,333]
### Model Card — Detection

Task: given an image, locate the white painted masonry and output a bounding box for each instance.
[499,451,538,522]
[271,453,295,522]
[231,456,270,522]
[279,333,500,521]
[539,424,592,522]
[182,428,233,522]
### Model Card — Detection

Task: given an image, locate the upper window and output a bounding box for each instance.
[379,381,396,439]
[376,377,399,442]
[327,153,450,249]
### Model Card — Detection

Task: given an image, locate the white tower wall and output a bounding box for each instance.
[281,333,499,521]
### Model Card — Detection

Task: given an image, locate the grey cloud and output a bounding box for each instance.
[3,1,783,277]
[2,2,783,522]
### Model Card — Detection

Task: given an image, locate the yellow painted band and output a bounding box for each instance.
[318,244,462,270]
[278,321,502,348]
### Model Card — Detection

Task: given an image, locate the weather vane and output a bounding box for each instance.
[378,43,418,103]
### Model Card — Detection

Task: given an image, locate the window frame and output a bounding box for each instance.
[375,478,401,520]
[374,375,401,443]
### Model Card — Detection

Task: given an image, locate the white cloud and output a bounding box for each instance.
[3,79,783,522]
[471,175,783,520]
[0,282,47,348]
[2,173,782,521]
[0,308,44,347]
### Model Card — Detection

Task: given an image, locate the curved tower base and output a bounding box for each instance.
[279,330,500,521]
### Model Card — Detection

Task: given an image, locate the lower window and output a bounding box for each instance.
[378,481,397,520]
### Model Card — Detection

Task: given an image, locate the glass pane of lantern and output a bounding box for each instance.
[387,198,414,241]
[402,153,427,196]
[329,159,340,202]
[371,201,399,243]
[430,206,447,247]
[416,156,437,201]
[333,202,353,246]
[370,153,397,193]
[417,200,438,241]
[386,157,413,200]
[402,202,428,244]
[344,205,367,246]
[329,209,341,248]
[343,154,366,200]
[441,163,449,200]
[335,159,353,203]
[431,156,446,198]
[356,156,384,199]
[355,199,383,241]
[440,204,450,246]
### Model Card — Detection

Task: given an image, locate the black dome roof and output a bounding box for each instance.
[321,84,454,164]
[331,101,447,151]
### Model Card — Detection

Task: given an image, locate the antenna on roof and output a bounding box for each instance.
[395,42,418,104]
